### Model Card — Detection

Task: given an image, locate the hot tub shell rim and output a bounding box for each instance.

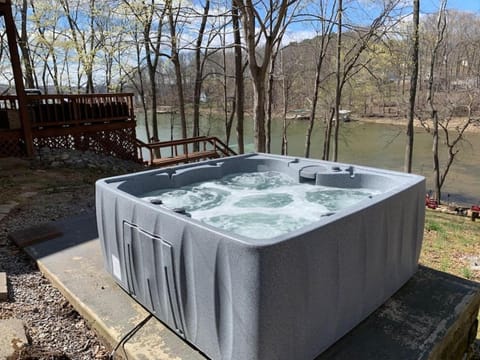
[96,152,425,247]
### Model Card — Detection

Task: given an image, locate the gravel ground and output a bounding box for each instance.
[0,156,142,359]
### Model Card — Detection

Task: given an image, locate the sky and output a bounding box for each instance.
[282,0,480,45]
[421,0,480,14]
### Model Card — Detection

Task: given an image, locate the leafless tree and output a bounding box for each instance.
[404,0,419,173]
[232,0,245,153]
[122,0,167,143]
[304,0,336,158]
[426,0,447,202]
[324,0,403,161]
[192,0,210,144]
[420,0,475,203]
[17,0,36,88]
[166,0,187,139]
[235,0,299,152]
[59,0,104,93]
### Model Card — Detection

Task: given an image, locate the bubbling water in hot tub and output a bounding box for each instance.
[142,171,380,239]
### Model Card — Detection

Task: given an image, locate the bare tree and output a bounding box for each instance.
[404,0,419,173]
[192,0,210,145]
[421,0,474,203]
[166,0,187,139]
[232,1,245,153]
[115,20,152,142]
[426,0,446,202]
[191,1,226,148]
[323,0,402,161]
[29,1,66,92]
[235,0,298,152]
[304,0,336,158]
[122,0,167,143]
[331,0,342,161]
[266,30,291,153]
[59,0,104,93]
[17,0,36,88]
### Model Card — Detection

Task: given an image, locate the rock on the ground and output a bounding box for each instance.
[33,147,143,173]
[0,318,28,359]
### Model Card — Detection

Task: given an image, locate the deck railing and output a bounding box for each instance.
[0,93,134,130]
[0,93,136,159]
[137,136,237,167]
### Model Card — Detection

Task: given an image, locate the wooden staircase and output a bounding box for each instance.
[136,136,237,167]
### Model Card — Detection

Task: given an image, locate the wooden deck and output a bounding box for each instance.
[0,93,137,160]
[137,136,237,167]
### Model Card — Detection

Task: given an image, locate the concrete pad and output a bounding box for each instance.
[22,213,204,360]
[0,319,28,359]
[18,213,480,360]
[0,272,7,301]
[318,268,480,360]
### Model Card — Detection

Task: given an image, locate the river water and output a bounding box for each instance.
[136,113,479,205]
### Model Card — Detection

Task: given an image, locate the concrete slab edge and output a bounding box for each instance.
[427,289,480,360]
[34,255,202,360]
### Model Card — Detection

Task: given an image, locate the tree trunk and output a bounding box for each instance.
[432,110,441,202]
[333,0,342,162]
[19,0,36,88]
[266,50,279,153]
[304,61,321,158]
[192,0,210,150]
[237,0,292,153]
[172,55,187,139]
[252,73,267,152]
[168,1,187,139]
[281,67,288,155]
[232,3,244,154]
[323,108,335,160]
[145,36,159,142]
[427,0,447,203]
[404,0,419,173]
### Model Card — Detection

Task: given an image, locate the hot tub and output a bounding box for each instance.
[96,153,425,360]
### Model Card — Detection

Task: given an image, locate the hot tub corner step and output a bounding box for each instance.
[8,224,63,248]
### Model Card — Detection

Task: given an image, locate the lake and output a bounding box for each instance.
[136,113,479,205]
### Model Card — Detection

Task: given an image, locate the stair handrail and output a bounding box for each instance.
[205,136,237,156]
[136,136,236,165]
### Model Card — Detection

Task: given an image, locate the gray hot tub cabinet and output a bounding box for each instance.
[96,153,425,360]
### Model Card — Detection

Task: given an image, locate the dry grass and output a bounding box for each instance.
[421,209,480,282]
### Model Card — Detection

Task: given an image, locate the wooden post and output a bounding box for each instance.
[1,0,34,157]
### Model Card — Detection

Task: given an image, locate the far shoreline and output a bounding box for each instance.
[356,116,480,134]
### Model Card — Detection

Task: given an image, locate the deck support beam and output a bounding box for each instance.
[1,0,34,156]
